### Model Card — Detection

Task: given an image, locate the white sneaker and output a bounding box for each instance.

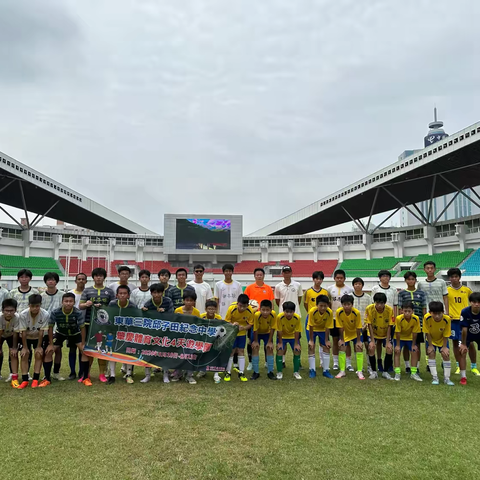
[293,372,302,380]
[394,373,401,381]
[276,372,283,380]
[369,371,378,380]
[140,376,151,383]
[163,373,170,384]
[214,373,221,384]
[5,374,13,382]
[411,373,423,382]
[247,363,253,371]
[52,373,66,381]
[356,371,365,380]
[28,373,33,381]
[185,376,197,385]
[196,371,206,378]
[382,372,394,381]
[333,364,339,371]
[346,365,355,372]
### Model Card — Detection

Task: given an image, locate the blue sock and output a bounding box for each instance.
[267,355,274,373]
[472,363,477,369]
[252,356,260,374]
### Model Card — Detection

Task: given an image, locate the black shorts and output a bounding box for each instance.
[53,332,81,348]
[1,336,23,350]
[330,327,340,338]
[415,333,424,345]
[26,339,38,350]
[362,330,369,343]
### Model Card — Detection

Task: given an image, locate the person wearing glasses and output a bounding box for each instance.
[188,264,213,314]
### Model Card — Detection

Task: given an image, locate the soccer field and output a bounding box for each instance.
[2,341,480,480]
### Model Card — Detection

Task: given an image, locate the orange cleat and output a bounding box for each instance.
[38,379,51,388]
[83,378,93,386]
[31,380,39,388]
[11,379,20,389]
[17,381,29,389]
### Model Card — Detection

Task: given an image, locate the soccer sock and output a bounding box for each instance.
[443,361,451,379]
[322,351,330,371]
[238,356,245,374]
[226,357,234,374]
[12,373,18,380]
[233,353,238,365]
[53,363,61,374]
[81,361,90,379]
[308,355,316,370]
[247,343,253,363]
[283,355,285,363]
[22,374,28,382]
[110,362,116,377]
[428,359,438,378]
[356,352,363,372]
[346,356,352,368]
[126,365,133,375]
[384,354,393,372]
[252,356,260,374]
[461,370,466,378]
[417,361,420,368]
[394,367,401,374]
[333,354,339,366]
[163,371,169,381]
[293,354,301,373]
[405,361,410,368]
[377,358,383,370]
[267,355,274,373]
[339,351,346,372]
[144,367,151,379]
[69,346,77,375]
[33,372,40,381]
[43,361,53,381]
[369,355,376,371]
[456,361,459,368]
[276,355,283,372]
[318,346,323,365]
[472,362,477,370]
[411,367,417,374]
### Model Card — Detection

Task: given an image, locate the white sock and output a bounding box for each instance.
[226,357,234,374]
[308,355,316,370]
[461,370,466,378]
[126,365,132,375]
[417,361,420,368]
[283,355,285,362]
[144,367,151,378]
[346,357,352,367]
[238,356,245,373]
[333,355,339,365]
[322,352,330,371]
[318,346,323,365]
[163,371,170,383]
[443,361,451,380]
[405,361,410,368]
[109,362,116,377]
[428,359,438,378]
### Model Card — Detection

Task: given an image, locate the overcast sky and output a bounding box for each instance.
[0,0,479,235]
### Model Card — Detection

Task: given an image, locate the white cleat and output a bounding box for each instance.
[369,371,378,380]
[140,376,151,383]
[382,372,394,381]
[214,373,221,384]
[394,373,401,381]
[276,372,283,380]
[293,372,302,380]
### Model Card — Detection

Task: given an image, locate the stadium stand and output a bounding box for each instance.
[288,260,337,277]
[460,249,480,275]
[339,256,413,271]
[138,261,179,275]
[0,255,63,277]
[411,250,473,270]
[60,257,108,276]
[340,270,397,279]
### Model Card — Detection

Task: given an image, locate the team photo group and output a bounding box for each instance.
[1,260,480,389]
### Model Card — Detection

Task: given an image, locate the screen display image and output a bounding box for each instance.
[176,219,231,250]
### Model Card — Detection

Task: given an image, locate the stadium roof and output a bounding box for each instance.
[250,121,480,236]
[0,151,157,234]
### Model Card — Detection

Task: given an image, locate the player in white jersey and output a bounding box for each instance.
[370,270,398,316]
[68,272,87,380]
[0,298,21,387]
[8,269,39,313]
[108,265,137,294]
[417,261,449,310]
[188,264,213,314]
[131,269,152,308]
[214,264,243,319]
[274,266,303,315]
[327,269,354,371]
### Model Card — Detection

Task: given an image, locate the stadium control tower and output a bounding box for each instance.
[424,107,448,147]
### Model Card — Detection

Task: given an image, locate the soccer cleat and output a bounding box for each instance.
[38,379,51,388]
[293,372,302,380]
[405,367,411,373]
[140,376,151,383]
[410,373,423,382]
[239,373,248,382]
[11,379,20,389]
[431,377,440,385]
[196,371,206,378]
[107,376,116,385]
[232,367,240,374]
[394,373,401,381]
[455,366,460,375]
[31,379,39,388]
[460,377,467,385]
[472,368,480,376]
[246,363,253,371]
[5,374,13,382]
[214,373,221,384]
[367,366,373,375]
[185,376,197,385]
[52,373,65,381]
[83,378,93,386]
[125,375,134,384]
[323,370,334,379]
[267,372,277,380]
[18,381,29,389]
[357,371,365,380]
[369,371,378,380]
[382,372,394,381]
[250,372,260,380]
[68,373,76,380]
[163,373,170,384]
[332,364,339,371]
[223,373,231,382]
[335,371,346,379]
[346,365,355,372]
[77,376,84,383]
[444,379,455,386]
[276,372,283,380]
[309,369,316,378]
[99,374,107,383]
[232,363,238,370]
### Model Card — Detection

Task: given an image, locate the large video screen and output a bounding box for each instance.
[175,218,231,250]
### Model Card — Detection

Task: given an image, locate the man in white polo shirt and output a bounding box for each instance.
[275,266,303,314]
[187,264,213,314]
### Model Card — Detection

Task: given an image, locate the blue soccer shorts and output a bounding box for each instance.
[233,335,247,349]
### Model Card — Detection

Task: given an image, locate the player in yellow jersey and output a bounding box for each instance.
[224,294,254,382]
[174,291,201,317]
[307,295,334,379]
[251,300,277,381]
[393,303,422,382]
[276,301,302,380]
[447,268,478,375]
[423,301,453,386]
[366,292,394,380]
[335,295,364,380]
